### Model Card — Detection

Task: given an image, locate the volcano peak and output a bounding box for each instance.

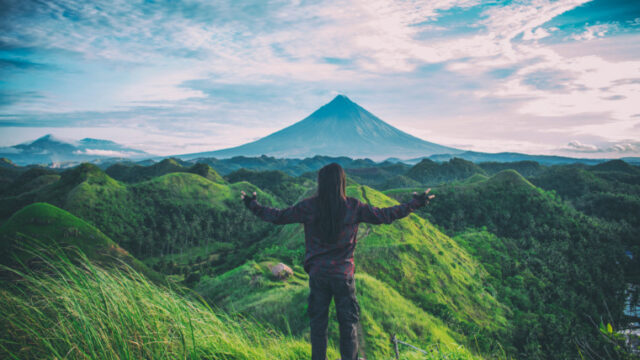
[183,95,461,160]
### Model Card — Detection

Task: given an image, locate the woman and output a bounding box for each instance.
[241,162,433,360]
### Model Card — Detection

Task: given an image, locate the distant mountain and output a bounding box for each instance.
[0,134,151,166]
[425,150,607,166]
[178,95,463,161]
[406,157,486,185]
[105,158,226,184]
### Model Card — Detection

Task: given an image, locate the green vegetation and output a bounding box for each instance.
[0,202,163,284]
[476,161,543,178]
[385,170,632,358]
[0,165,284,276]
[2,167,59,196]
[224,168,312,204]
[405,158,486,186]
[530,162,640,227]
[2,157,638,359]
[345,163,411,188]
[195,261,484,359]
[105,158,227,184]
[0,243,327,359]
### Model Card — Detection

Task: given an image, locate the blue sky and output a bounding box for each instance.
[1,0,639,157]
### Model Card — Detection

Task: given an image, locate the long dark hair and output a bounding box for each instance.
[314,163,347,243]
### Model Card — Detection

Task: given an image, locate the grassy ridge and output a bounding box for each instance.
[0,202,164,284]
[0,244,324,359]
[0,214,477,360]
[347,185,508,351]
[197,184,509,357]
[195,261,484,359]
[385,170,630,358]
[0,164,286,271]
[3,159,634,358]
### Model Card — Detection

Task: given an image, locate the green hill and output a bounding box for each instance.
[189,162,226,183]
[196,261,482,359]
[224,168,311,204]
[345,163,410,188]
[105,158,227,184]
[0,164,287,277]
[197,184,509,358]
[380,174,422,189]
[0,243,326,359]
[406,158,486,185]
[530,164,640,227]
[3,167,59,196]
[0,202,164,284]
[384,169,629,358]
[461,173,489,184]
[477,160,544,177]
[590,159,640,174]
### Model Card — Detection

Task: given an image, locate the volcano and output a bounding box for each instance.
[182,95,462,161]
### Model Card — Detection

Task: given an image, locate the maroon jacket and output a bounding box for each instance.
[247,196,423,278]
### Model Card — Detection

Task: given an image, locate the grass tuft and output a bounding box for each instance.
[0,242,317,359]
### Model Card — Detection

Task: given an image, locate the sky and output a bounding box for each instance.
[1,0,639,158]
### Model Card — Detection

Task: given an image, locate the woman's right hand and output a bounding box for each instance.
[412,188,435,207]
[241,190,257,208]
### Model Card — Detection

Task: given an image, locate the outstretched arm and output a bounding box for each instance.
[357,189,434,224]
[241,190,309,225]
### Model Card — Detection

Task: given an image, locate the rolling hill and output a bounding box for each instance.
[0,230,324,359]
[384,169,631,358]
[1,158,638,358]
[0,202,164,284]
[196,183,508,357]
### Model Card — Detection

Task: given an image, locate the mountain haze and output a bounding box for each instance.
[0,134,150,166]
[181,95,462,161]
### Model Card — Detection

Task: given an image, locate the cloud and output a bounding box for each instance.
[0,58,57,71]
[523,27,552,40]
[571,24,612,41]
[563,140,640,153]
[1,0,640,158]
[0,90,47,108]
[0,146,23,154]
[73,149,140,157]
[564,140,599,152]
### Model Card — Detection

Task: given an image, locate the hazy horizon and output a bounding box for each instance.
[1,0,639,158]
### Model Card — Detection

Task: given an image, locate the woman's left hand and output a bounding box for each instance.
[412,188,435,207]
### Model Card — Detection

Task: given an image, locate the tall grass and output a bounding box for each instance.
[0,242,488,359]
[0,243,317,359]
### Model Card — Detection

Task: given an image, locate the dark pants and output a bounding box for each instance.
[308,274,360,360]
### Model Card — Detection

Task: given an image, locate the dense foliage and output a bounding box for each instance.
[386,169,635,358]
[224,168,311,204]
[406,158,486,185]
[1,157,638,359]
[0,164,284,276]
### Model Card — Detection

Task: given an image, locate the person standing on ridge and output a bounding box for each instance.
[241,162,434,360]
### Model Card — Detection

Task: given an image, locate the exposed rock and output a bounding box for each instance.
[269,262,293,281]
